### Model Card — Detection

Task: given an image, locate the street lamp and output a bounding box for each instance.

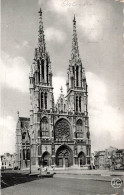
[29,136,31,174]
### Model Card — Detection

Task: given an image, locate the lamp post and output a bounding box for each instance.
[39,134,43,175]
[29,135,31,174]
[39,154,42,175]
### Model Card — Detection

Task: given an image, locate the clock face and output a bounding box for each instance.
[55,118,71,140]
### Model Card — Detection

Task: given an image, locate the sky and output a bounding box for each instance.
[1,0,124,155]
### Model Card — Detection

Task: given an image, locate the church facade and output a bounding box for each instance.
[16,9,91,171]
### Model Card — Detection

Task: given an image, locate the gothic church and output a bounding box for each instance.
[16,9,91,171]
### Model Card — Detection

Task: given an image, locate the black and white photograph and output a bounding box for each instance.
[1,0,124,194]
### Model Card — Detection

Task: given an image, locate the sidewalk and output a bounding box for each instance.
[54,169,124,177]
[54,173,117,182]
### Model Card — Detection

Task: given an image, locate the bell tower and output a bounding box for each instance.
[66,16,91,166]
[29,8,54,113]
[29,9,54,170]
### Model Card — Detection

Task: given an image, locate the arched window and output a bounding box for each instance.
[22,132,26,139]
[79,96,81,112]
[41,92,43,109]
[41,59,44,79]
[26,149,30,160]
[45,92,47,109]
[23,149,25,160]
[76,96,78,112]
[76,66,79,86]
[76,119,83,138]
[41,117,49,137]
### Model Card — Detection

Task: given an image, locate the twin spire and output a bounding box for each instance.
[37,9,79,57]
[37,8,80,62]
[71,14,80,60]
[38,8,46,52]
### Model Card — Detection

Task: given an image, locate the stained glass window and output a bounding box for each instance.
[76,96,78,112]
[45,92,47,109]
[41,117,49,137]
[79,96,81,112]
[55,118,70,140]
[76,119,83,138]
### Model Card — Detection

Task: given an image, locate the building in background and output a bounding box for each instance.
[16,9,91,171]
[104,146,117,169]
[94,151,105,169]
[1,153,17,170]
[112,149,124,170]
[94,147,124,170]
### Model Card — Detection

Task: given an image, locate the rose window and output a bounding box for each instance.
[55,118,71,139]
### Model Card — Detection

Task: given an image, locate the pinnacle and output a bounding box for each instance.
[38,8,42,16]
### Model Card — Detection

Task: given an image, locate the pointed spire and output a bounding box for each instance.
[38,8,46,52]
[71,14,80,60]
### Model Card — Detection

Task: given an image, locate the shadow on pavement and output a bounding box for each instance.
[1,170,41,189]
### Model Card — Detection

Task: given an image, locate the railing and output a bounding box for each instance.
[37,138,51,144]
[54,140,74,144]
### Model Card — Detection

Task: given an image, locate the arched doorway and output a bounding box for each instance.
[56,145,73,167]
[78,152,86,166]
[42,152,50,167]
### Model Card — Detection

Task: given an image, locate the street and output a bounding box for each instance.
[2,174,123,195]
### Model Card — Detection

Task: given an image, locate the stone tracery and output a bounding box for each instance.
[55,119,71,140]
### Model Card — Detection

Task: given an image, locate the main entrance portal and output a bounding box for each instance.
[56,145,73,167]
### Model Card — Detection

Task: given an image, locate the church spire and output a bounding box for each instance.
[38,8,46,53]
[71,15,80,60]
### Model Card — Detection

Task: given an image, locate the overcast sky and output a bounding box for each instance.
[1,0,124,155]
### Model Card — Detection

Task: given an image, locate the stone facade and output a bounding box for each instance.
[16,9,91,171]
[94,147,120,170]
[94,151,105,169]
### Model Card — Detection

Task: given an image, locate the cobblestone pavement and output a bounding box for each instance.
[1,176,123,195]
